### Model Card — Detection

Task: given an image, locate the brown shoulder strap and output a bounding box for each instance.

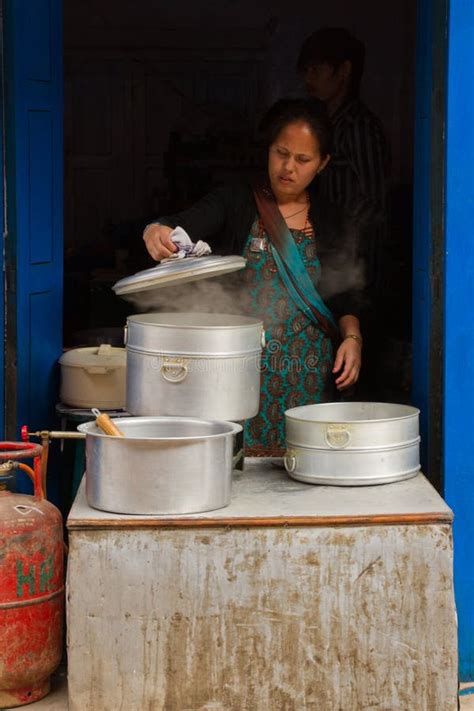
[252,178,340,347]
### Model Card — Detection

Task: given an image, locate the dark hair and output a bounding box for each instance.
[297,27,365,96]
[259,98,333,158]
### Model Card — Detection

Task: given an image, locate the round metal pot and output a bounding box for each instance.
[78,417,242,515]
[59,344,126,409]
[284,402,420,486]
[125,313,264,421]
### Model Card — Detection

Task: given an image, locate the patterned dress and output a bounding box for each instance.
[242,217,334,452]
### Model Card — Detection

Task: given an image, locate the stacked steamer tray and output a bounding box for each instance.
[284,402,420,486]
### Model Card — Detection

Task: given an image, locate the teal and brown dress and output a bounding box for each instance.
[241,217,335,453]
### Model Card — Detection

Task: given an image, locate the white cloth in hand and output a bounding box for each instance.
[169,226,212,259]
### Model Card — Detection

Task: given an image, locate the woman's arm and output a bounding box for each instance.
[143,185,231,261]
[332,314,362,391]
[143,181,257,261]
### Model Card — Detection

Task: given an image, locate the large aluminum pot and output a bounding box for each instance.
[125,313,264,421]
[78,417,242,515]
[284,402,420,486]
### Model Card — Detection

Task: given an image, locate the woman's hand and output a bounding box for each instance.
[332,337,362,391]
[143,223,177,261]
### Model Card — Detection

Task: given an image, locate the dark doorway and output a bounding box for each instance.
[63,0,416,402]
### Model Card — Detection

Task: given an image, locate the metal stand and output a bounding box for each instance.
[54,404,129,503]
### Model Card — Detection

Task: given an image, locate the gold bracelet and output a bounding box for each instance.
[343,334,363,345]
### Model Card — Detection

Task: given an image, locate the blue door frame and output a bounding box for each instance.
[443,0,474,682]
[412,0,447,492]
[413,0,474,681]
[3,0,63,496]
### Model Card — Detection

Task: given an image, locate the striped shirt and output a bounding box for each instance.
[319,99,390,228]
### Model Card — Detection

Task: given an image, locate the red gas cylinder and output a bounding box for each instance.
[0,443,64,708]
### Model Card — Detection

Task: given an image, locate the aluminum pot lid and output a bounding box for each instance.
[127,312,262,329]
[59,344,126,369]
[285,402,420,423]
[112,255,246,311]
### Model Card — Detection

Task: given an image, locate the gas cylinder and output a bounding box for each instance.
[0,443,64,708]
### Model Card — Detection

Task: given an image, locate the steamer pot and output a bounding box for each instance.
[78,416,242,515]
[59,344,126,409]
[284,402,420,486]
[125,313,264,421]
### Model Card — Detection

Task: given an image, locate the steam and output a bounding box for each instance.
[132,258,367,321]
[319,252,366,299]
[129,221,368,318]
[316,218,369,308]
[137,274,249,316]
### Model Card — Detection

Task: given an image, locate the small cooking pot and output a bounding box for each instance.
[78,416,242,515]
[59,344,126,409]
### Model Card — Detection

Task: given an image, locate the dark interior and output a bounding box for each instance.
[63,0,416,402]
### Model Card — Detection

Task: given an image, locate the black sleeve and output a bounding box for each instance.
[153,181,257,255]
[154,185,230,243]
[342,113,391,227]
[326,289,364,321]
[315,203,368,322]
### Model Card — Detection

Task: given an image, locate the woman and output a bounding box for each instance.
[143,99,363,452]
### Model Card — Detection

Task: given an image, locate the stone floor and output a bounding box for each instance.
[461,684,474,710]
[19,679,474,710]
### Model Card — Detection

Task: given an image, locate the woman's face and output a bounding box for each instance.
[268,121,330,199]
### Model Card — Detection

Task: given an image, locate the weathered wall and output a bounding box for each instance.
[67,523,457,710]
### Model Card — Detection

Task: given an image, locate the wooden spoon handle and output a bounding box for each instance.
[91,409,125,437]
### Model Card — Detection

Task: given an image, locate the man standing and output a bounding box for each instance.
[297,28,391,397]
[297,27,390,227]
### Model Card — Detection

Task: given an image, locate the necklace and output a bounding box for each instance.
[280,203,309,220]
[250,213,314,253]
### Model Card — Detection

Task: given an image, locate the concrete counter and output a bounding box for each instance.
[67,458,453,528]
[66,460,457,710]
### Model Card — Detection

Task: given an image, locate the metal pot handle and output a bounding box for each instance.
[325,425,351,449]
[284,450,297,473]
[161,359,188,383]
[85,366,110,375]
